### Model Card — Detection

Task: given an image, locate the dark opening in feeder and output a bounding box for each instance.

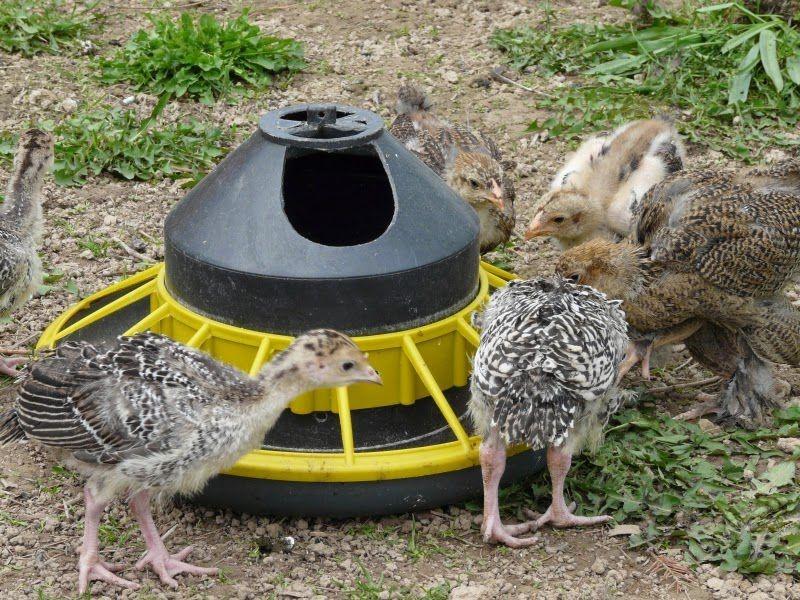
[38,104,543,517]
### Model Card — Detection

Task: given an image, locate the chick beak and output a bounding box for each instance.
[525,211,548,240]
[489,179,505,211]
[360,366,383,385]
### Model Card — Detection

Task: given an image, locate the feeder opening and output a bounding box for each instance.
[283,147,395,246]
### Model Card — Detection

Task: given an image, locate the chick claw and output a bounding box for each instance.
[524,504,612,529]
[136,545,219,589]
[78,555,140,594]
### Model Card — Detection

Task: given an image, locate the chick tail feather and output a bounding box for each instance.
[0,409,25,444]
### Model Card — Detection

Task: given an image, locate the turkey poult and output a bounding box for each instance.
[0,129,54,376]
[388,85,516,253]
[526,118,685,249]
[469,277,629,547]
[0,330,380,593]
[555,160,800,428]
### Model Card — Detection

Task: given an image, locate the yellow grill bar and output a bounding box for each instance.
[402,335,471,453]
[335,387,356,466]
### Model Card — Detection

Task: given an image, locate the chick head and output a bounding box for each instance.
[526,189,602,247]
[554,238,642,300]
[279,330,382,387]
[446,151,511,216]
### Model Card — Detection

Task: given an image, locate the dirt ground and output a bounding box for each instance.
[0,0,798,598]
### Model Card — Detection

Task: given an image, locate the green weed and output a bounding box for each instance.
[99,11,305,104]
[1,109,232,186]
[521,407,800,575]
[492,2,800,160]
[0,0,98,56]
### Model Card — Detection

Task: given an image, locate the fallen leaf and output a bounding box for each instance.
[608,524,641,537]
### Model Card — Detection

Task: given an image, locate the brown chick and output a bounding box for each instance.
[389,85,516,253]
[555,159,800,428]
[527,118,685,249]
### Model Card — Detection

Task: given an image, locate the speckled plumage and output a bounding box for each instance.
[556,159,800,426]
[0,329,379,592]
[389,85,516,253]
[0,130,53,322]
[470,277,629,454]
[470,277,629,544]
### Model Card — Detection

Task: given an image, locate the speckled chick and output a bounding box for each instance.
[0,129,54,376]
[555,159,800,428]
[0,330,380,593]
[527,118,685,249]
[469,277,629,547]
[389,85,516,253]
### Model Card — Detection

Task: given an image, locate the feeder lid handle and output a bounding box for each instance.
[306,104,338,128]
[259,103,384,150]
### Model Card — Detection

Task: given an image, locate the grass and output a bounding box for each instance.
[0,0,98,56]
[514,406,800,576]
[345,563,451,600]
[492,1,800,160]
[99,11,306,104]
[1,108,232,186]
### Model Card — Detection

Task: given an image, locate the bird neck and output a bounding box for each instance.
[602,243,649,301]
[4,154,46,237]
[246,361,314,430]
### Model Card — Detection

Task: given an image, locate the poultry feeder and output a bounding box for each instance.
[37,104,543,517]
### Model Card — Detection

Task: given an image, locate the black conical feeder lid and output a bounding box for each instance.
[164,104,480,335]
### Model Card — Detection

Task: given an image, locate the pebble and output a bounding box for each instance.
[443,70,459,84]
[591,557,607,575]
[103,215,117,226]
[61,98,79,114]
[450,584,490,600]
[706,577,724,591]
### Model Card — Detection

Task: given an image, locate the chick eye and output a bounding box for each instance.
[567,273,581,283]
[468,179,480,189]
[553,216,565,224]
[341,361,355,371]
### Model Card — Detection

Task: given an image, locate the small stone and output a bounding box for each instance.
[378,592,390,600]
[777,437,800,453]
[29,89,53,108]
[698,419,721,434]
[449,584,490,600]
[591,557,607,575]
[307,541,333,556]
[743,468,755,480]
[749,593,771,600]
[295,518,309,531]
[607,524,641,537]
[443,70,459,84]
[706,577,724,591]
[61,98,78,114]
[79,249,93,260]
[103,215,117,226]
[122,95,137,105]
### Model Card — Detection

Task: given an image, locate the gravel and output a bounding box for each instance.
[0,0,796,598]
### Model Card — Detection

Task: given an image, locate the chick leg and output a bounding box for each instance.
[479,428,538,547]
[78,487,140,594]
[532,446,611,529]
[130,490,219,588]
[618,321,703,382]
[0,356,26,377]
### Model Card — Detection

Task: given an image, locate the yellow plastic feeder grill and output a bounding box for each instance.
[38,105,543,516]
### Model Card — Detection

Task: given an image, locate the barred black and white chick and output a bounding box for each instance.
[0,330,380,593]
[469,277,629,547]
[0,129,54,375]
